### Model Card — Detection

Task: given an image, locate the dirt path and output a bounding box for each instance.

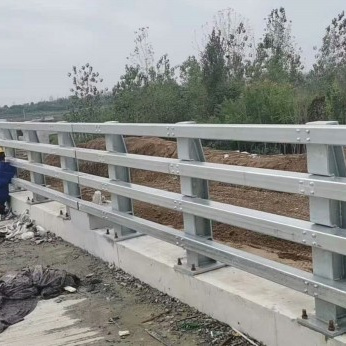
[0,234,257,345]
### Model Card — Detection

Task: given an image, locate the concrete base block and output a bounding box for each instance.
[70,207,114,230]
[9,191,346,346]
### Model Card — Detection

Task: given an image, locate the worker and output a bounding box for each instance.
[0,147,16,219]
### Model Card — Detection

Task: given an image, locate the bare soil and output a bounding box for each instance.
[0,235,256,345]
[37,136,312,272]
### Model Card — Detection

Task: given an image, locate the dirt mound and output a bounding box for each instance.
[76,136,307,172]
[127,137,178,158]
[205,150,307,172]
[79,137,178,158]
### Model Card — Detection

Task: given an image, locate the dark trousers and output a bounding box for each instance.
[0,196,9,215]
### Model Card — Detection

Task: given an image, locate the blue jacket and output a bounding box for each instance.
[0,161,16,203]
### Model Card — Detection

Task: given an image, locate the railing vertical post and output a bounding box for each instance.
[304,120,346,334]
[57,124,81,200]
[23,126,47,202]
[176,121,222,273]
[105,121,135,238]
[0,122,15,158]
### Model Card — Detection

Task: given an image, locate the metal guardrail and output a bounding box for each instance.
[1,120,346,336]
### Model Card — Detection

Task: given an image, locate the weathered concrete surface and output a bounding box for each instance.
[0,299,103,346]
[10,190,346,346]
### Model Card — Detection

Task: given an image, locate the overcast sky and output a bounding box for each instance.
[0,0,344,106]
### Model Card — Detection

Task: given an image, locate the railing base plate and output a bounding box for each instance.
[27,198,52,205]
[174,260,226,276]
[103,227,144,242]
[58,214,71,221]
[298,316,346,337]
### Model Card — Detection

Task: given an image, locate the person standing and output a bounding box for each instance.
[0,148,16,219]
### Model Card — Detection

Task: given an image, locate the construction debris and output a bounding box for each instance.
[141,309,171,324]
[0,265,80,333]
[0,210,56,244]
[145,329,171,346]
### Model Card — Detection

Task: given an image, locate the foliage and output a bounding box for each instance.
[250,7,303,84]
[127,27,155,75]
[201,29,229,117]
[315,11,346,74]
[221,80,297,124]
[66,64,108,122]
[0,98,68,120]
[179,56,208,121]
[199,8,255,80]
[309,12,346,124]
[112,51,188,123]
[325,67,346,123]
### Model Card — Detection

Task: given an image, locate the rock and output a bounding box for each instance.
[90,278,102,285]
[118,330,130,337]
[64,286,77,293]
[86,273,94,278]
[86,284,95,292]
[21,231,35,240]
[36,225,48,237]
[35,239,45,245]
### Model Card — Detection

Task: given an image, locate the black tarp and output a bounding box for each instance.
[0,265,79,333]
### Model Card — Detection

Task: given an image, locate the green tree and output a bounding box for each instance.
[179,56,208,121]
[251,7,303,84]
[201,29,229,117]
[309,11,346,123]
[221,80,298,125]
[113,28,188,123]
[66,64,107,122]
[128,27,155,75]
[315,11,346,74]
[199,8,255,80]
[220,80,300,153]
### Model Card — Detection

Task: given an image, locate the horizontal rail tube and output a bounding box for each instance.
[76,148,172,173]
[2,121,346,144]
[10,159,346,256]
[11,178,346,309]
[9,143,346,202]
[0,139,75,158]
[13,178,78,209]
[78,176,346,258]
[76,148,346,201]
[0,122,72,132]
[12,159,79,183]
